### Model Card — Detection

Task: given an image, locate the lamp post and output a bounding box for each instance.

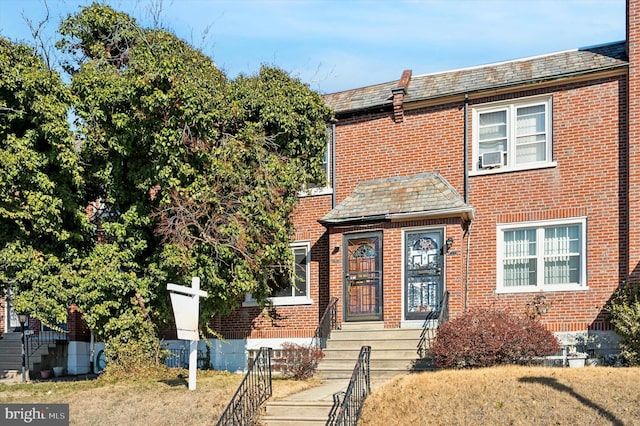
[17,313,27,383]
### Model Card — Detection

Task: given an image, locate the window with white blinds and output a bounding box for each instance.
[497,218,587,293]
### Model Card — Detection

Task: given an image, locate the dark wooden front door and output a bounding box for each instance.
[344,232,382,321]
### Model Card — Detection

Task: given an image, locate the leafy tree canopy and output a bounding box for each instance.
[1,3,333,368]
[56,2,332,348]
[0,36,86,324]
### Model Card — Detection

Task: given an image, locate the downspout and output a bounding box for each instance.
[464,94,469,204]
[463,94,470,312]
[331,123,337,209]
[465,222,472,312]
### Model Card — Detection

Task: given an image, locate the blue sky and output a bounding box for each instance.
[0,0,626,94]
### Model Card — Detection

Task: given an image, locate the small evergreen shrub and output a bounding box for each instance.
[607,281,640,366]
[275,343,324,379]
[430,309,560,369]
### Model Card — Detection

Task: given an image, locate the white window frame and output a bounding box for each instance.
[496,217,588,294]
[298,126,333,197]
[243,242,313,307]
[471,96,556,174]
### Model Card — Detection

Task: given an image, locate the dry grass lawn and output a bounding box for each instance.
[360,366,640,426]
[0,368,317,425]
[2,366,639,425]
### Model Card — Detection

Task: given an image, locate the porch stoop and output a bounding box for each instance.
[259,322,434,425]
[0,332,66,381]
[316,322,434,380]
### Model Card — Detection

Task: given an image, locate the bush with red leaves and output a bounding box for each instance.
[430,309,560,369]
[274,343,325,379]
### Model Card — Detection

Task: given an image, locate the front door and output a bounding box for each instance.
[344,232,382,321]
[405,229,445,320]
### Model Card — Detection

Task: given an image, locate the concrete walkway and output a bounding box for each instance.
[261,374,402,425]
[282,375,393,402]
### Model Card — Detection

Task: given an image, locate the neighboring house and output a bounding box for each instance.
[3,1,639,374]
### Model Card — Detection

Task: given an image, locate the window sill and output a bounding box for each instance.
[298,186,333,197]
[496,284,588,294]
[470,161,557,177]
[242,297,314,307]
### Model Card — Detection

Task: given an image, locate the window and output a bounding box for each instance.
[496,218,587,293]
[473,96,553,173]
[299,126,333,196]
[273,244,309,299]
[243,243,312,306]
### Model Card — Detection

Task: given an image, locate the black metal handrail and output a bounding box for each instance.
[417,291,449,358]
[313,296,338,349]
[26,329,68,359]
[328,345,371,426]
[216,347,272,426]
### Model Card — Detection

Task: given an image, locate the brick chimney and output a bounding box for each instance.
[392,69,412,123]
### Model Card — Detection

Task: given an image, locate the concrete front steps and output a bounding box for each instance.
[263,400,336,425]
[0,332,62,381]
[316,322,433,380]
[260,322,434,425]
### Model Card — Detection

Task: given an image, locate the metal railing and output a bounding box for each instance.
[417,291,449,358]
[163,346,207,369]
[314,296,338,349]
[328,345,371,426]
[216,347,272,426]
[26,329,68,359]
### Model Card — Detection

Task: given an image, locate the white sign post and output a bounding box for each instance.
[167,277,208,390]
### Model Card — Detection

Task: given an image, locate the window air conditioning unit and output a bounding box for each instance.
[480,151,504,169]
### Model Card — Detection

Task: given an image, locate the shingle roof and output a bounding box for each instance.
[324,41,628,114]
[320,173,475,225]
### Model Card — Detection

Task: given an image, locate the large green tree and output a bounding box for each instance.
[54,3,333,360]
[0,36,86,325]
[1,3,332,368]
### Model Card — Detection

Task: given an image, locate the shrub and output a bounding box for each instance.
[430,309,560,369]
[607,281,640,366]
[275,343,324,379]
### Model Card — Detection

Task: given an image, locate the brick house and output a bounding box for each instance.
[2,1,639,374]
[203,1,640,370]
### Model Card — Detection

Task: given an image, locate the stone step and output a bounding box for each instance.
[265,401,333,418]
[315,366,411,380]
[329,328,423,341]
[261,417,327,426]
[317,357,430,371]
[322,347,419,360]
[339,321,385,330]
[0,332,24,341]
[324,338,420,350]
[0,370,21,380]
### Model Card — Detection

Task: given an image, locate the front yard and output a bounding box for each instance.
[1,365,639,425]
[360,365,640,425]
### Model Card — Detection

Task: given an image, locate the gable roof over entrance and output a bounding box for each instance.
[319,173,475,225]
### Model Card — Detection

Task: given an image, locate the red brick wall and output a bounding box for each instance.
[212,194,333,339]
[329,76,625,332]
[467,79,624,332]
[67,305,90,342]
[628,0,640,283]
